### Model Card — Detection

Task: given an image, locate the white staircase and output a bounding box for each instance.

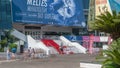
[59,36,87,54]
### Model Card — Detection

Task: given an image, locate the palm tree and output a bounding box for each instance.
[92,11,120,40]
[91,11,120,68]
[102,38,120,68]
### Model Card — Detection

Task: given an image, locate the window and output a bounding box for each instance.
[82,0,89,9]
[25,26,41,30]
[0,0,12,29]
[6,15,11,22]
[1,12,6,21]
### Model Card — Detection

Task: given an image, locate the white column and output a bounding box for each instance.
[40,27,43,39]
[0,30,1,41]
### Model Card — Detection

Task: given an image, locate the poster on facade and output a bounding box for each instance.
[95,0,112,17]
[12,0,86,27]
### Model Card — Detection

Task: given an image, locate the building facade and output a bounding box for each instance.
[0,0,12,40]
[0,0,12,30]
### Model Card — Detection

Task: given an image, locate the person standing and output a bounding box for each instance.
[6,48,11,60]
[31,48,35,59]
[11,48,17,59]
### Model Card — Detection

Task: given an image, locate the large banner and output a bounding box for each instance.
[12,0,86,27]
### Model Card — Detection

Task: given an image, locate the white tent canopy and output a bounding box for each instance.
[60,36,87,54]
[27,35,50,55]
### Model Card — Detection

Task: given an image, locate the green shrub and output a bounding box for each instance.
[0,48,4,52]
[0,39,7,48]
[102,38,120,68]
[9,43,17,49]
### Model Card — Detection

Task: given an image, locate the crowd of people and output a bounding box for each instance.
[6,47,47,60]
[23,47,48,60]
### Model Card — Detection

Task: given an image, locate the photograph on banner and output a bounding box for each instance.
[95,0,112,17]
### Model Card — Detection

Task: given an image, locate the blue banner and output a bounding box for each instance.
[12,0,86,27]
[65,35,83,41]
[109,0,120,13]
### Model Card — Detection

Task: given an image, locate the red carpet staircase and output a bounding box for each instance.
[41,39,62,54]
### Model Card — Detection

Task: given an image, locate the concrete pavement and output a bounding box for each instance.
[0,54,102,68]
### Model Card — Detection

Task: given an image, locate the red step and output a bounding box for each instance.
[41,39,62,54]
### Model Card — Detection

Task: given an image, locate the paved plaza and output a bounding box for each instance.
[0,54,102,68]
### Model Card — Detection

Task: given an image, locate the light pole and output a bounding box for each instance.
[4,30,11,60]
[4,30,10,48]
[89,34,94,54]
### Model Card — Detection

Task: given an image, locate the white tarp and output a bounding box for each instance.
[71,42,87,54]
[60,36,87,54]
